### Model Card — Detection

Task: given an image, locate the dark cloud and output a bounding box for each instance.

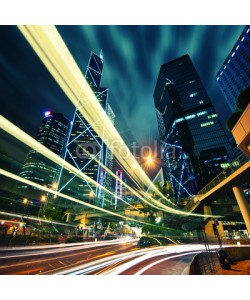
[0,25,245,147]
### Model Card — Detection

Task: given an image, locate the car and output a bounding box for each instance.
[137,236,161,247]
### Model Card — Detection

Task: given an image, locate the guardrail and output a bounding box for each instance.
[197,153,249,196]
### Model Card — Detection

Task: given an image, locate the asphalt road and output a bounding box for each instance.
[0,240,214,275]
[0,239,139,275]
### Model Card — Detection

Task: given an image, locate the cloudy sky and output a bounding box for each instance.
[0,25,245,147]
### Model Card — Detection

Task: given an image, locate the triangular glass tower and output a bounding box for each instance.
[57,52,114,209]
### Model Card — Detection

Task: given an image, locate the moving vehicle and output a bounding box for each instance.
[137,235,179,247]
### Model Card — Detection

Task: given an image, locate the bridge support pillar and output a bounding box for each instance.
[232,186,250,234]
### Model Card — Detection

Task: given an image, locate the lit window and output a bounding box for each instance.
[228,59,231,63]
[185,114,196,120]
[175,117,184,123]
[220,72,223,76]
[199,100,204,104]
[232,52,235,57]
[241,37,245,42]
[190,92,198,98]
[189,80,195,84]
[247,29,250,34]
[208,114,217,119]
[200,121,214,127]
[236,45,240,50]
[197,111,207,116]
[224,66,227,69]
[217,77,220,81]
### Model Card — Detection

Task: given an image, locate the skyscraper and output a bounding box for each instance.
[154,54,235,203]
[216,25,250,112]
[19,111,70,199]
[57,52,115,208]
[98,104,116,206]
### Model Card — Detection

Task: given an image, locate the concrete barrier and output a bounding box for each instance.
[189,246,250,274]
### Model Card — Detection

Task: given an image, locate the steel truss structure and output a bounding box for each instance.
[57,52,114,208]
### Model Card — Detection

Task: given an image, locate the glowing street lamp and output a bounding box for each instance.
[23,198,28,204]
[52,182,57,190]
[89,191,95,204]
[146,155,153,165]
[41,195,47,202]
[132,155,154,170]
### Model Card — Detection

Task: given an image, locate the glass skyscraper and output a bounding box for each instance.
[19,111,70,199]
[216,25,250,112]
[154,54,235,203]
[57,52,115,208]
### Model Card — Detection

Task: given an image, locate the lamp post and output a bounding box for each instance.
[22,197,33,214]
[89,191,95,204]
[39,195,47,216]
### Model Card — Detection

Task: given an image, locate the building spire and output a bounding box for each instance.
[100,49,104,61]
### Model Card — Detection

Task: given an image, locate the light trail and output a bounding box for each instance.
[95,244,218,275]
[0,115,217,219]
[17,26,148,190]
[0,115,118,203]
[55,244,215,275]
[55,246,162,275]
[0,211,76,227]
[16,25,218,218]
[0,238,136,257]
[0,168,155,226]
[133,251,201,275]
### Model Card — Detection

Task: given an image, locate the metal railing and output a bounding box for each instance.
[197,153,249,196]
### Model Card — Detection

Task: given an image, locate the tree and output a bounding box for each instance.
[226,111,242,131]
[39,203,64,221]
[236,86,250,111]
[140,180,175,224]
[226,86,250,131]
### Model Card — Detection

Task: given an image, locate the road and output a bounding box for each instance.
[0,238,138,275]
[0,239,215,275]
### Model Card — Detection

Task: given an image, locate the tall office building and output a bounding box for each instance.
[154,54,235,203]
[216,25,250,113]
[98,104,116,206]
[57,52,115,208]
[19,111,70,199]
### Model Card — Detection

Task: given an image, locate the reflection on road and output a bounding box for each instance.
[0,238,226,275]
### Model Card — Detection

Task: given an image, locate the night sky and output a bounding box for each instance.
[0,25,245,154]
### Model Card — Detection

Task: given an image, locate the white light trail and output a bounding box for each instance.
[134,251,201,275]
[0,114,216,218]
[0,168,157,226]
[16,25,216,217]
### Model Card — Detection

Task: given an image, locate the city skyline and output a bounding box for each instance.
[0,25,245,152]
[154,54,236,203]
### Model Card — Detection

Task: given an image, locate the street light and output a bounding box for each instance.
[146,155,153,165]
[41,195,47,202]
[132,155,155,170]
[22,198,28,204]
[52,182,57,190]
[52,182,58,199]
[39,195,47,216]
[89,191,94,204]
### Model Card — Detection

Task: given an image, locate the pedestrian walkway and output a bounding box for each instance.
[213,259,250,275]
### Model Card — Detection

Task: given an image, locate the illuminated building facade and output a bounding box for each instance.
[57,52,115,208]
[19,111,70,199]
[98,104,116,206]
[115,170,123,209]
[216,25,250,112]
[154,54,235,203]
